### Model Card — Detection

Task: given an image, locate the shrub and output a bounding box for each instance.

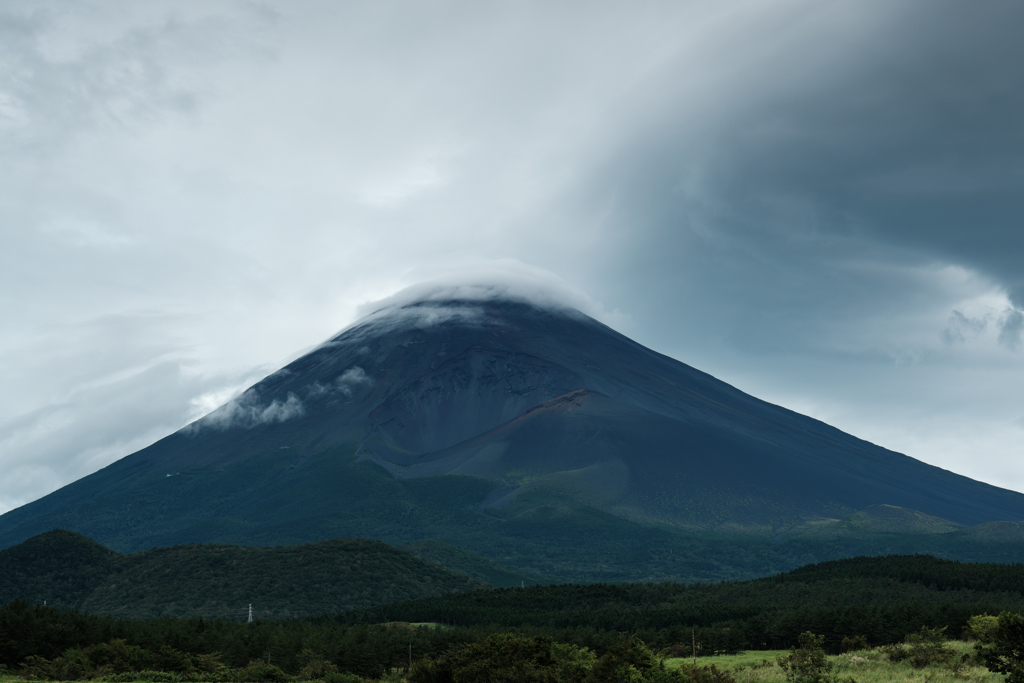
[587,635,656,683]
[122,671,181,682]
[964,614,1000,643]
[20,655,56,680]
[778,632,833,683]
[879,644,907,663]
[409,633,686,683]
[56,647,95,681]
[586,634,692,682]
[322,673,362,683]
[941,656,971,680]
[840,636,868,653]
[411,633,565,683]
[904,627,953,669]
[191,652,227,676]
[298,659,338,680]
[408,657,444,683]
[660,644,691,659]
[233,660,289,683]
[674,663,737,683]
[411,632,601,683]
[107,673,144,682]
[17,639,225,681]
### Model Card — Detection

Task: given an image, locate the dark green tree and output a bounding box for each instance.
[585,636,687,683]
[977,612,1024,683]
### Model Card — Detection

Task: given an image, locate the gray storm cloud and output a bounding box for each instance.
[598,0,1024,317]
[998,309,1024,351]
[1,0,1023,513]
[942,310,989,346]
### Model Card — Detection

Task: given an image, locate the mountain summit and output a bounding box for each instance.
[1,285,1022,579]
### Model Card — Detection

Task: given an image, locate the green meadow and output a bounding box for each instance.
[665,641,1002,683]
[665,650,791,672]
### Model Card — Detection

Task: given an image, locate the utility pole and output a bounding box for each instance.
[692,628,697,666]
[248,604,253,623]
[408,643,412,672]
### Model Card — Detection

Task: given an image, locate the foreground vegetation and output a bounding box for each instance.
[2,615,1022,683]
[2,554,1023,682]
[2,601,1023,682]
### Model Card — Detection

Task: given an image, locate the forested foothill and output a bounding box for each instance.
[0,531,490,620]
[2,554,1023,682]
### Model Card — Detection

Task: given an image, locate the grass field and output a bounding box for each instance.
[666,641,1001,683]
[665,650,792,671]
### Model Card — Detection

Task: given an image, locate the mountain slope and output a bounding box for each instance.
[1,288,1023,579]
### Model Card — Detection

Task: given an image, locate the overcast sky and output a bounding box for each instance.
[2,0,1023,516]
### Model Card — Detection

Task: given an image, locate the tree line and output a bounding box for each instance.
[3,553,1023,680]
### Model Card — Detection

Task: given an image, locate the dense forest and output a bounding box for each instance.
[334,554,1024,652]
[0,531,491,620]
[2,554,1022,680]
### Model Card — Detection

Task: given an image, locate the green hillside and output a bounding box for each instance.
[0,530,116,607]
[0,531,487,619]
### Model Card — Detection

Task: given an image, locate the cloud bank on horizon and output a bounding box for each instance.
[1,0,1023,514]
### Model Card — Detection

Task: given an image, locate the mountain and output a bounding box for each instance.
[0,530,487,619]
[1,286,1023,580]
